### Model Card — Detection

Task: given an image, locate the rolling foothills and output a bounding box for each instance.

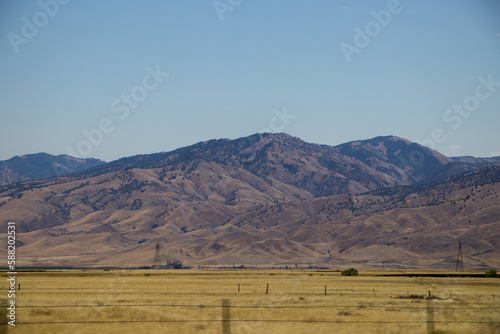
[1,133,499,269]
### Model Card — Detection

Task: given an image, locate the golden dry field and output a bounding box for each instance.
[1,269,499,334]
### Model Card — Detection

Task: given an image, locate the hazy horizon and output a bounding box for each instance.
[2,132,500,164]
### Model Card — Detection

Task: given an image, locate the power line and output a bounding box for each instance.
[14,320,500,325]
[15,304,500,310]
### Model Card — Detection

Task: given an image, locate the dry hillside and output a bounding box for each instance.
[0,134,498,269]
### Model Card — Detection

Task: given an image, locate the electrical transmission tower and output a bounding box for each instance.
[455,242,464,271]
[154,242,161,269]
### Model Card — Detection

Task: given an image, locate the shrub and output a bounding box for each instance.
[485,269,498,278]
[341,268,359,276]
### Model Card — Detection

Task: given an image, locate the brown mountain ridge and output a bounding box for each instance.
[0,133,498,269]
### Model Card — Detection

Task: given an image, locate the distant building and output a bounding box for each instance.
[166,259,183,269]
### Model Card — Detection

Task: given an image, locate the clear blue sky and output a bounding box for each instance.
[1,0,499,162]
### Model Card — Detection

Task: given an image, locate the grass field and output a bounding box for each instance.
[1,269,499,334]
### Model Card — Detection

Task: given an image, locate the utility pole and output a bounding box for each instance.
[455,242,464,272]
[154,242,161,269]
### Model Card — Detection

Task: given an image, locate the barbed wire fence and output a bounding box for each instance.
[3,290,499,333]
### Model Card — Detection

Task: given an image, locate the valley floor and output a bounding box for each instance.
[1,269,499,333]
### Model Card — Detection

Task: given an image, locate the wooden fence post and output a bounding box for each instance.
[426,299,434,334]
[266,283,269,294]
[222,299,231,334]
[1,299,8,334]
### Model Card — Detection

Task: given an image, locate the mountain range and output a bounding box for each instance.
[0,153,105,186]
[1,133,498,269]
